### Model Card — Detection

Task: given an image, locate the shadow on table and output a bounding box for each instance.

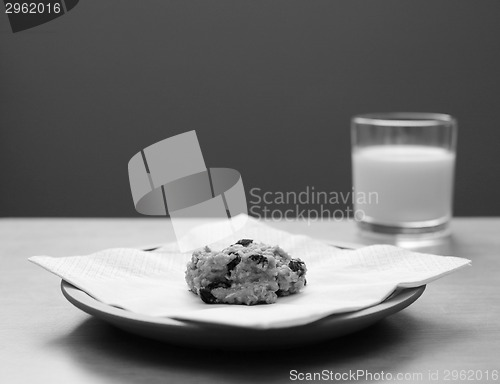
[46,310,465,384]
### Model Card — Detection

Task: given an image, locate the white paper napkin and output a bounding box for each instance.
[29,216,471,329]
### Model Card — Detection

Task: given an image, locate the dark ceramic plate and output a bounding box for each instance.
[61,280,425,349]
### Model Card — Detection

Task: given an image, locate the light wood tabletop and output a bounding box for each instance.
[1,218,499,384]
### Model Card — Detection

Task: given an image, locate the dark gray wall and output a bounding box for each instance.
[1,1,499,217]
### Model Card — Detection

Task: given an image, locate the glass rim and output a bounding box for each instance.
[352,112,456,127]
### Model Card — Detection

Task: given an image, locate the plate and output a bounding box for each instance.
[61,280,425,349]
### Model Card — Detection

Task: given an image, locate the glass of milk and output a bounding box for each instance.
[351,112,457,239]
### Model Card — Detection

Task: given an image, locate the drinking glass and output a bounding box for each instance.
[351,112,457,238]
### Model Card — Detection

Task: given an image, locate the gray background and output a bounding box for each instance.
[1,0,499,217]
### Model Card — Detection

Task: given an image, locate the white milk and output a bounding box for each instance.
[352,145,455,225]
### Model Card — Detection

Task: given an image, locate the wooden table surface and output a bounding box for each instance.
[1,218,499,384]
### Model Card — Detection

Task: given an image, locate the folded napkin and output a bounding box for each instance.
[29,216,470,329]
